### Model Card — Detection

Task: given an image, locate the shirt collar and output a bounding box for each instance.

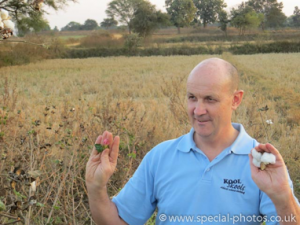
[177,127,196,153]
[177,123,254,155]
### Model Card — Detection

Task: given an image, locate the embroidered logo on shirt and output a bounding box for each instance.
[220,179,246,194]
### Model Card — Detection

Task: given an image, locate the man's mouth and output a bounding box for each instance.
[195,118,211,123]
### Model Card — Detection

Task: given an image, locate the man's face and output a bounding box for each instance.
[186,65,235,141]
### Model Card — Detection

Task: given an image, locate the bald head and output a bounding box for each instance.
[188,58,239,93]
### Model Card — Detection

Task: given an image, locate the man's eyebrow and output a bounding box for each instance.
[205,94,219,98]
[187,92,220,99]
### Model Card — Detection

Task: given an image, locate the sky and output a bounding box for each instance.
[44,0,298,30]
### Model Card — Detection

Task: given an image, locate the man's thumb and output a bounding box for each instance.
[101,148,110,165]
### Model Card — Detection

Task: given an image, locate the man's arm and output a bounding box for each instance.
[272,190,300,225]
[85,131,127,225]
[249,143,300,225]
[87,186,127,225]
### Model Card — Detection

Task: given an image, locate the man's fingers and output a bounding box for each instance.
[254,143,267,152]
[100,148,111,166]
[110,136,120,164]
[101,131,107,145]
[107,132,114,148]
[95,135,103,144]
[265,143,285,163]
[90,135,103,157]
[90,131,120,164]
[255,143,283,162]
[265,143,279,154]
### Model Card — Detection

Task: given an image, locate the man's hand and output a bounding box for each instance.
[85,132,127,225]
[249,143,300,225]
[249,143,291,202]
[85,131,120,195]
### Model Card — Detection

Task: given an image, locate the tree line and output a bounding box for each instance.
[1,0,300,36]
[101,0,300,36]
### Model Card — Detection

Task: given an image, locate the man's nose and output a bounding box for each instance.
[194,102,207,115]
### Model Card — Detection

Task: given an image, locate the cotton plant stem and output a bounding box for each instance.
[0,213,19,220]
[46,154,74,224]
[25,135,34,225]
[0,219,22,225]
[253,98,270,142]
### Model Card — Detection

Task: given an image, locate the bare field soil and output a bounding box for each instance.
[0,54,299,224]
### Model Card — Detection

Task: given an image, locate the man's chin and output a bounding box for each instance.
[193,127,212,138]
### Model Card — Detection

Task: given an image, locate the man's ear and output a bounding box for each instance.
[232,90,244,110]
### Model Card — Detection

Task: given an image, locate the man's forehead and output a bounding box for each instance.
[187,71,229,88]
[187,78,224,95]
[186,70,232,97]
[189,66,228,80]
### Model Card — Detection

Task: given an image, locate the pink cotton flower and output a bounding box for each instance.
[103,139,109,146]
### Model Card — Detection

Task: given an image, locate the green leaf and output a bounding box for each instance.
[36,202,45,207]
[13,189,26,199]
[0,200,6,211]
[95,144,105,153]
[128,152,136,159]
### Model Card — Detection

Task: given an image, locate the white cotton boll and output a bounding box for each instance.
[3,20,14,30]
[0,9,9,20]
[261,152,276,164]
[253,158,261,168]
[251,148,262,161]
[266,119,273,125]
[30,181,37,192]
[0,22,4,30]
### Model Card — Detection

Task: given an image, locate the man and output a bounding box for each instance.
[85,58,300,224]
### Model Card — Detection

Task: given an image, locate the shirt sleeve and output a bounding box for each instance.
[112,151,157,225]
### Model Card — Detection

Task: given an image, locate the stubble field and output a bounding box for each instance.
[0,53,299,224]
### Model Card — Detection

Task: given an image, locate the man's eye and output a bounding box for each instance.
[207,97,215,102]
[188,96,195,100]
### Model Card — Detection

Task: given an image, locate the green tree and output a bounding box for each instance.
[61,21,82,31]
[16,12,50,36]
[105,0,143,34]
[218,10,229,36]
[264,5,286,28]
[193,0,227,28]
[100,17,118,29]
[156,10,172,28]
[291,6,300,27]
[53,26,59,32]
[131,1,170,37]
[0,0,76,35]
[231,3,264,35]
[82,19,99,30]
[165,0,197,34]
[295,6,300,16]
[247,0,286,29]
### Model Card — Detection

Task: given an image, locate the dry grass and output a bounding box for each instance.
[79,32,125,49]
[0,53,299,224]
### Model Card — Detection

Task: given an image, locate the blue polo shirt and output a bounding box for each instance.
[112,123,298,225]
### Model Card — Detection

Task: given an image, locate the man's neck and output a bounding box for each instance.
[193,125,239,162]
